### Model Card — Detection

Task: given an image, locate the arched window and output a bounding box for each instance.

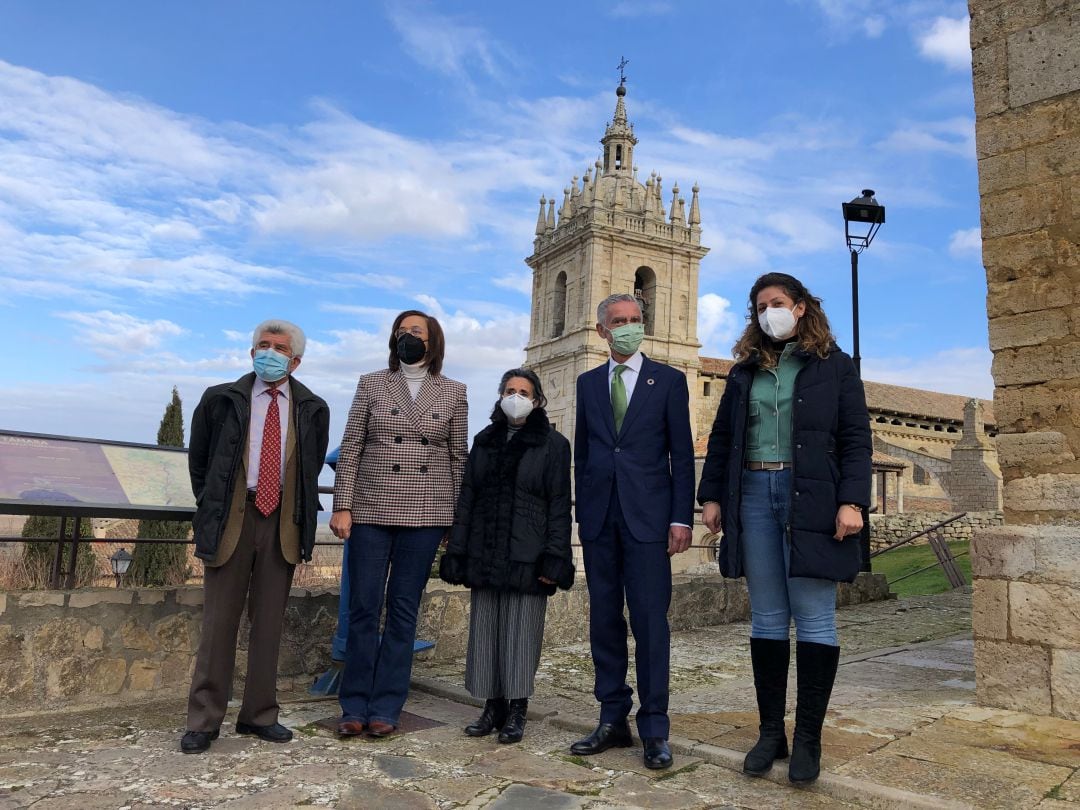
[552,272,567,337]
[634,266,657,336]
[913,465,929,485]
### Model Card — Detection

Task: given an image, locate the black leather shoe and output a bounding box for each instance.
[180,729,219,754]
[570,720,633,756]
[498,699,528,744]
[235,721,293,743]
[643,737,673,770]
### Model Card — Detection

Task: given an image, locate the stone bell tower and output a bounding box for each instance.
[524,82,709,441]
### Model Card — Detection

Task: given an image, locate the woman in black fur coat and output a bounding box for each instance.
[440,367,574,743]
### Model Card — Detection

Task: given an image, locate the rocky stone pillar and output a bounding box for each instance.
[948,399,1002,512]
[969,0,1080,718]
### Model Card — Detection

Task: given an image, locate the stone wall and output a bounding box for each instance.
[969,0,1080,719]
[0,571,889,713]
[870,510,1004,551]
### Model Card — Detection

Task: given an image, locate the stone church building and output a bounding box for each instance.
[523,82,1002,521]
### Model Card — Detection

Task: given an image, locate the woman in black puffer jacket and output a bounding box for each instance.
[440,367,574,744]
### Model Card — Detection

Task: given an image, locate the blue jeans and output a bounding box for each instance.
[338,524,443,725]
[739,469,837,645]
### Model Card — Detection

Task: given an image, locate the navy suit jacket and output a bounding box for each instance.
[574,355,695,543]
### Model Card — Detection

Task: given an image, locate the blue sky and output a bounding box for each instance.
[0,0,987,448]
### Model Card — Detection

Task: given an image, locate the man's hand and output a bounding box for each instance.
[834,504,863,541]
[330,510,352,540]
[538,575,555,585]
[668,525,692,556]
[702,502,721,534]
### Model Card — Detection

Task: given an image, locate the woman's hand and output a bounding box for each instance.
[330,510,353,540]
[538,575,555,585]
[702,501,721,534]
[834,504,863,540]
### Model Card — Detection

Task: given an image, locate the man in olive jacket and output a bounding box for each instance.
[181,319,329,754]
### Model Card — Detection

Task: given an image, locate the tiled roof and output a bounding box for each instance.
[873,450,908,469]
[697,355,994,426]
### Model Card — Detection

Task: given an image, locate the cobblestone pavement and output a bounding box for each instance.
[2,591,1079,808]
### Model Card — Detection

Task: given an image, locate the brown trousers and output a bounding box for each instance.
[186,504,295,732]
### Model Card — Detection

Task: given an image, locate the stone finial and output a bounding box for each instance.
[655,175,667,219]
[670,184,685,224]
[591,160,604,206]
[558,186,572,223]
[546,197,556,232]
[535,196,548,236]
[689,182,702,226]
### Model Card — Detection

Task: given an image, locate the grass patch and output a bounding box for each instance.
[655,761,701,781]
[558,754,592,769]
[872,540,971,597]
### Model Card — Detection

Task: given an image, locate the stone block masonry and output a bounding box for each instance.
[971,0,1080,721]
[0,571,889,713]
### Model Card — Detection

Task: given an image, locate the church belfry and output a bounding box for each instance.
[524,82,709,442]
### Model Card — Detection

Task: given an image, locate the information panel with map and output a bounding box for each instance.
[0,430,196,519]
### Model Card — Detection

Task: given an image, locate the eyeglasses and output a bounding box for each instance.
[396,327,426,338]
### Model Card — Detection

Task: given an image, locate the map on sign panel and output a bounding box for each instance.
[0,431,195,509]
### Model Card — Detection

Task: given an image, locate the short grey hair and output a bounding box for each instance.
[596,293,641,327]
[252,319,307,357]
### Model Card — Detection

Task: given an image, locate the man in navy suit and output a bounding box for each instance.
[571,293,695,770]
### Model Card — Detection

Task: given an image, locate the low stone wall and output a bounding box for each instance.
[870,511,1004,551]
[0,571,889,713]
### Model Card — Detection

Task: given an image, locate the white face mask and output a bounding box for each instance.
[758,306,798,340]
[500,393,535,422]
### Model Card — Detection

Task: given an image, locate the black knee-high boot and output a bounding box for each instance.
[743,637,790,776]
[788,641,840,785]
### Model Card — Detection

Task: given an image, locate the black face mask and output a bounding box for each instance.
[396,333,427,365]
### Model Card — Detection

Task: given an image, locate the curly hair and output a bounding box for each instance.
[732,272,836,367]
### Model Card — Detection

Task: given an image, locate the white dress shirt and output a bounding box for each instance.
[607,350,644,403]
[246,377,290,491]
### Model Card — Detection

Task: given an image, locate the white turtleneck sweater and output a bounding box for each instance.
[401,361,428,400]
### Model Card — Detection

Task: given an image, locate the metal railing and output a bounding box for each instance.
[869,512,969,590]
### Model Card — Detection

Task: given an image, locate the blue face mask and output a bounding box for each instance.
[253,348,291,382]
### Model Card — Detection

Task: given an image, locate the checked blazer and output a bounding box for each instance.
[332,368,468,527]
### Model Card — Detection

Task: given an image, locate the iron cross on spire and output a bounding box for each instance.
[617,56,629,87]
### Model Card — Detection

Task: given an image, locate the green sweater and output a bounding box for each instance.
[747,342,805,462]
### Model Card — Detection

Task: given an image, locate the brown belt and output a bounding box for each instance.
[745,460,792,470]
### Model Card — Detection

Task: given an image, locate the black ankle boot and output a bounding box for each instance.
[788,641,840,785]
[498,698,528,744]
[465,698,508,737]
[743,637,790,776]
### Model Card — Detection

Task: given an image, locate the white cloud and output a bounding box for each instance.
[948,226,982,258]
[385,1,513,86]
[697,293,740,358]
[353,273,407,290]
[811,0,887,38]
[862,347,993,399]
[918,16,971,71]
[878,117,975,158]
[57,310,187,355]
[493,273,532,295]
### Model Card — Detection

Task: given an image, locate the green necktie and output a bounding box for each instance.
[611,364,628,433]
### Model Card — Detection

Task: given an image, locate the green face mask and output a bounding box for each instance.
[608,322,645,355]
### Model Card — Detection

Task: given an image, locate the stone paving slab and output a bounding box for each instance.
[3,590,1080,808]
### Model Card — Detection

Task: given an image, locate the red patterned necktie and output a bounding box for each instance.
[254,388,282,516]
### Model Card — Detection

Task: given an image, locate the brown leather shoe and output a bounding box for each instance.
[337,720,365,737]
[366,720,396,738]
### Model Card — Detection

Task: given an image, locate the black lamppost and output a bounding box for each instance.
[109,548,132,588]
[842,190,885,376]
[842,189,885,572]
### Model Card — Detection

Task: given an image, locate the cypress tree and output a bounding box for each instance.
[21,514,96,587]
[129,387,192,586]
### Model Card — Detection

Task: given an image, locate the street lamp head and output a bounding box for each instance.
[110,548,133,577]
[843,188,885,252]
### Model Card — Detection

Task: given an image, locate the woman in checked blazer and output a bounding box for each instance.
[330,309,468,738]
